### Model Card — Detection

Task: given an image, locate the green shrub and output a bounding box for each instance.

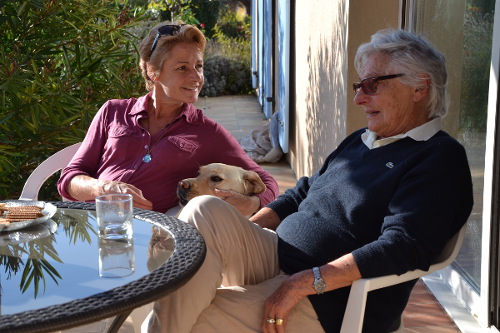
[201,54,251,97]
[150,0,220,37]
[192,0,221,38]
[145,0,252,96]
[214,3,250,39]
[0,0,148,200]
[200,2,252,96]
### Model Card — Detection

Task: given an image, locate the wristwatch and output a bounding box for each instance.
[312,267,326,294]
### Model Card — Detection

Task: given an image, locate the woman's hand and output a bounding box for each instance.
[261,271,312,333]
[250,207,280,230]
[213,188,260,216]
[68,175,153,210]
[98,180,153,210]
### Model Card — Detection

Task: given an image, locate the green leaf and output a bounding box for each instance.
[0,0,148,200]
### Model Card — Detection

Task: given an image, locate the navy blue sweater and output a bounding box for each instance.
[268,128,473,333]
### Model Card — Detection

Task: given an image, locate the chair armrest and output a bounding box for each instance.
[339,225,466,333]
[19,143,82,201]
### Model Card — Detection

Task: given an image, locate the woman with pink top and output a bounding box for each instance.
[57,22,278,215]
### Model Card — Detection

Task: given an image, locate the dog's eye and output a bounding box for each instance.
[210,176,223,182]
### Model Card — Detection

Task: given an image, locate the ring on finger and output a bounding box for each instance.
[266,318,276,324]
[276,318,284,325]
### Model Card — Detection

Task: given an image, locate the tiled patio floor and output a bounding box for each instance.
[197,94,462,333]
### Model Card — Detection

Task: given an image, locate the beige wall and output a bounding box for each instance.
[289,0,349,178]
[288,0,399,178]
[346,1,401,135]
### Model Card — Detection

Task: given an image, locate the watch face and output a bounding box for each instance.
[315,280,326,293]
[313,267,326,294]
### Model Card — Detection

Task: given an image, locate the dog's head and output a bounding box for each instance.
[177,163,267,206]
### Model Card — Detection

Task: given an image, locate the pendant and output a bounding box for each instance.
[142,153,152,163]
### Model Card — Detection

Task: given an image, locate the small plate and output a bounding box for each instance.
[0,201,58,232]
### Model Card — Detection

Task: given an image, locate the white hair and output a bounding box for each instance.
[355,29,449,118]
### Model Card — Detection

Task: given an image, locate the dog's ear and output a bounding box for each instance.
[242,171,266,195]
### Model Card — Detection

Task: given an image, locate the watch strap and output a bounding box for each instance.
[312,266,326,294]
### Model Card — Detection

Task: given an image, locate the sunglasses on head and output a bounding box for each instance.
[353,73,405,95]
[149,24,186,58]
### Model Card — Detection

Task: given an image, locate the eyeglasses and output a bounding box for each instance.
[149,24,186,58]
[353,74,405,95]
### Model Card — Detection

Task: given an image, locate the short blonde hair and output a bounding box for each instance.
[139,21,206,91]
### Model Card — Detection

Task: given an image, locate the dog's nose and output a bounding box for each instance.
[178,180,190,189]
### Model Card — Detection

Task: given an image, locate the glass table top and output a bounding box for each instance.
[0,206,175,315]
[0,200,205,333]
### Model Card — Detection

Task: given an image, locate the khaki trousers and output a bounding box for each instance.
[147,195,324,333]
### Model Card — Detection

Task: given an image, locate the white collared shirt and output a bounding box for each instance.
[361,117,442,149]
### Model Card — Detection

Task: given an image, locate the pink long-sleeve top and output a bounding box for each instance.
[57,92,279,213]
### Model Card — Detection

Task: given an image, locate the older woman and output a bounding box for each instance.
[146,29,473,333]
[57,22,278,215]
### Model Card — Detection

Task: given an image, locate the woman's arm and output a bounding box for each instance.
[261,253,361,333]
[58,100,153,210]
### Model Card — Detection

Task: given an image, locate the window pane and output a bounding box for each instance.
[411,0,494,291]
[455,0,494,292]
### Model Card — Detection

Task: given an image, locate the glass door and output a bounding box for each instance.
[277,0,290,153]
[255,0,274,119]
[406,0,498,329]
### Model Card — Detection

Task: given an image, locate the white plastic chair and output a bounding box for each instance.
[340,224,466,333]
[19,142,82,201]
